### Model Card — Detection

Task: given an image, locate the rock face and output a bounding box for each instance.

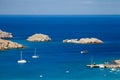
[27,33,51,42]
[63,38,103,44]
[0,29,13,38]
[114,60,120,65]
[0,39,24,50]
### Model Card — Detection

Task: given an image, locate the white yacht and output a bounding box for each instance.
[81,50,88,54]
[18,51,27,64]
[32,48,39,58]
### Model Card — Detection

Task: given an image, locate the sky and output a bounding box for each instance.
[0,0,120,15]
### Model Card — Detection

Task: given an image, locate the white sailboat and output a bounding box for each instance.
[32,48,39,58]
[86,56,94,68]
[18,51,27,64]
[81,50,88,54]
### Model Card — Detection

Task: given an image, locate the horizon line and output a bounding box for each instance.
[0,14,120,16]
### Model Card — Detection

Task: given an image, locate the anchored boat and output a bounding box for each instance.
[18,51,27,64]
[32,48,39,58]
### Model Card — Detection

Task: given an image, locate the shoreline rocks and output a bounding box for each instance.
[0,39,24,50]
[0,29,13,38]
[113,60,120,65]
[27,33,51,42]
[63,38,103,44]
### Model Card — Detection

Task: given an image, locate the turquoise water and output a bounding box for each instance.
[0,15,120,80]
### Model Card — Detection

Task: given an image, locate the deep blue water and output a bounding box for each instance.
[0,15,120,80]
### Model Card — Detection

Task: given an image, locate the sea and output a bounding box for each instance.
[0,15,120,80]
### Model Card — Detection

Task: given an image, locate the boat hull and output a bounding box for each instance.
[32,56,39,58]
[18,60,27,64]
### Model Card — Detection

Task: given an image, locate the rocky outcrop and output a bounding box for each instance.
[27,33,51,42]
[0,39,24,50]
[63,38,103,44]
[0,29,13,38]
[113,60,120,65]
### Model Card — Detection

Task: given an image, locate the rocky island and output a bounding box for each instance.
[0,39,24,50]
[27,33,51,42]
[63,38,103,44]
[0,29,13,38]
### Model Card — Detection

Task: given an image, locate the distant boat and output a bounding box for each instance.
[86,56,94,68]
[32,48,39,58]
[99,64,105,68]
[18,51,27,64]
[87,56,106,68]
[81,50,88,54]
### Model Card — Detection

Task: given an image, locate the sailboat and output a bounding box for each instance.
[18,51,27,64]
[86,56,105,68]
[86,56,94,68]
[32,48,39,58]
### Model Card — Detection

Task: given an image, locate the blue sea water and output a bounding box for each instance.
[0,15,120,80]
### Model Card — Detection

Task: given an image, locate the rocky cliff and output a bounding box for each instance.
[0,39,24,50]
[0,29,13,38]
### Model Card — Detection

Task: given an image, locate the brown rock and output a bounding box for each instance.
[27,33,51,42]
[0,39,24,50]
[63,38,103,44]
[0,29,13,38]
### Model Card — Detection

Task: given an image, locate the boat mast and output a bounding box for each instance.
[21,51,22,60]
[34,48,36,56]
[91,56,93,65]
